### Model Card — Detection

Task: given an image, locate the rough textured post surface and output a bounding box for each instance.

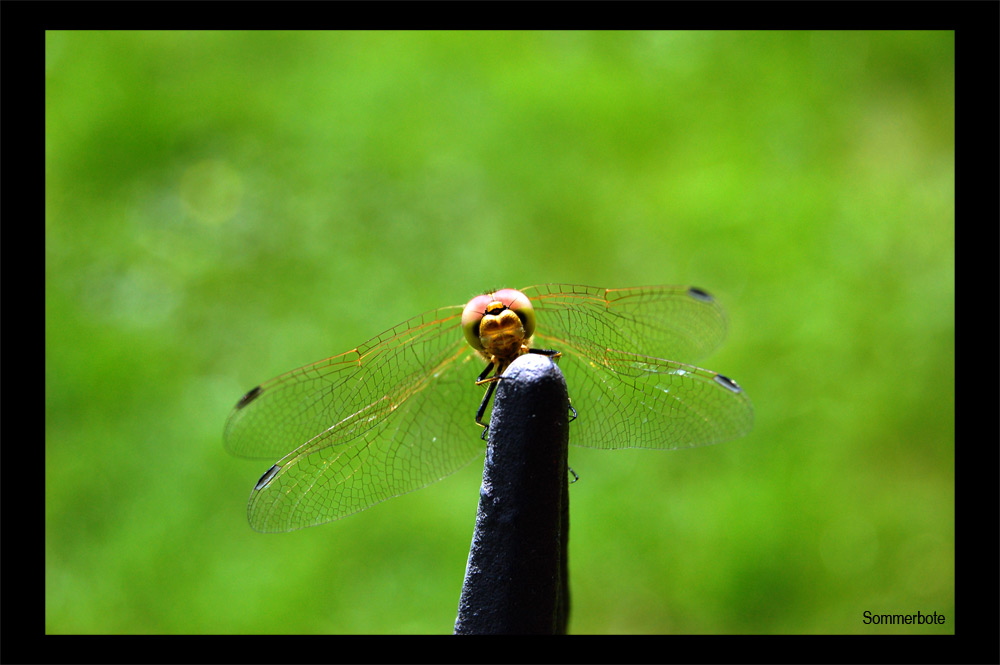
[454,353,571,635]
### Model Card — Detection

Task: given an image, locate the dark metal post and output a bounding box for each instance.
[454,353,571,634]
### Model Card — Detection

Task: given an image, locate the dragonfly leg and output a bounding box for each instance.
[567,398,577,422]
[476,379,498,426]
[475,359,499,385]
[476,362,502,441]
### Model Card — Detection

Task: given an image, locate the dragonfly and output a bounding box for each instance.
[224,284,753,532]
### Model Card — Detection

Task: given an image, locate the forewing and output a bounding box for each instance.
[523,284,728,365]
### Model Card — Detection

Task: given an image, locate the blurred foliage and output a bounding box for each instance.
[45,30,953,634]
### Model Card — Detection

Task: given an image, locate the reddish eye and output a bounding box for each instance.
[461,294,493,350]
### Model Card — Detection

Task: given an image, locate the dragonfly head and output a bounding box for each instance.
[462,288,536,360]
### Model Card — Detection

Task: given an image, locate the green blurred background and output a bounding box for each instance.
[45,30,953,634]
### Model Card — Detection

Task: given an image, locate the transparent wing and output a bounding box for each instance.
[525,284,752,450]
[523,284,728,365]
[541,348,754,450]
[224,305,488,532]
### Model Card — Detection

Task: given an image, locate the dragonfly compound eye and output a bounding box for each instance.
[461,294,492,350]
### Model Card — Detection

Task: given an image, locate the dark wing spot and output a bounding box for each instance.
[687,286,714,303]
[236,385,263,409]
[254,464,280,490]
[714,374,743,393]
